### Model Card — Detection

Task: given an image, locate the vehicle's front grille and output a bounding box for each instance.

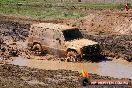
[82,44,100,55]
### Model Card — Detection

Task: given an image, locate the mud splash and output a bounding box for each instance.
[11,57,132,79]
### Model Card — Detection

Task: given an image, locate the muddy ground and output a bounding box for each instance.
[0,64,131,88]
[0,13,132,87]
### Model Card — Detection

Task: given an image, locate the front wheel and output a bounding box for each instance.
[32,43,42,55]
[66,51,78,62]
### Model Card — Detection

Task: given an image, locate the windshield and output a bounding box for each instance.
[62,29,83,41]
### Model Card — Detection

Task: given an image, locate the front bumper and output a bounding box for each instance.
[81,52,100,57]
[81,45,101,57]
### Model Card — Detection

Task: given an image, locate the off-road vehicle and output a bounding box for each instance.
[27,23,101,61]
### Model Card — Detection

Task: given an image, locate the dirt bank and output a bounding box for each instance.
[69,12,132,35]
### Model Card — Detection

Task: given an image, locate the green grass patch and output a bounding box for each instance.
[0,4,87,19]
[0,0,131,19]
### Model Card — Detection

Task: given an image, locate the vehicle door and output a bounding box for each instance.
[52,30,65,56]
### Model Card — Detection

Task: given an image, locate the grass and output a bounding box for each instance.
[0,0,131,19]
[0,4,87,19]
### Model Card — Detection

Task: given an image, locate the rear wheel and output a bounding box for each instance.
[66,51,78,62]
[32,43,42,55]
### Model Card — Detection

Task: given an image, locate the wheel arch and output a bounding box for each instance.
[32,42,42,51]
[33,42,41,46]
[66,48,77,53]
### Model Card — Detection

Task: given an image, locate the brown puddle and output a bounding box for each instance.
[11,56,132,79]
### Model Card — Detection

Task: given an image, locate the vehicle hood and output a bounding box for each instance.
[65,38,98,48]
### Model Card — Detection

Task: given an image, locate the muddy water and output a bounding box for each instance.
[11,57,28,66]
[99,60,132,79]
[11,57,132,79]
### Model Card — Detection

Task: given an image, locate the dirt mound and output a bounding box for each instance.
[72,12,132,35]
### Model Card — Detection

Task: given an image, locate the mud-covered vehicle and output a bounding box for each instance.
[27,23,101,61]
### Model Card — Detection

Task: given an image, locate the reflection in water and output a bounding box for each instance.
[11,57,132,79]
[99,61,132,79]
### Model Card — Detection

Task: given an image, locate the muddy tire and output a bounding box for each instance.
[66,51,78,62]
[32,44,42,56]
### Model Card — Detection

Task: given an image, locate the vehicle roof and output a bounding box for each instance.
[31,23,77,31]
